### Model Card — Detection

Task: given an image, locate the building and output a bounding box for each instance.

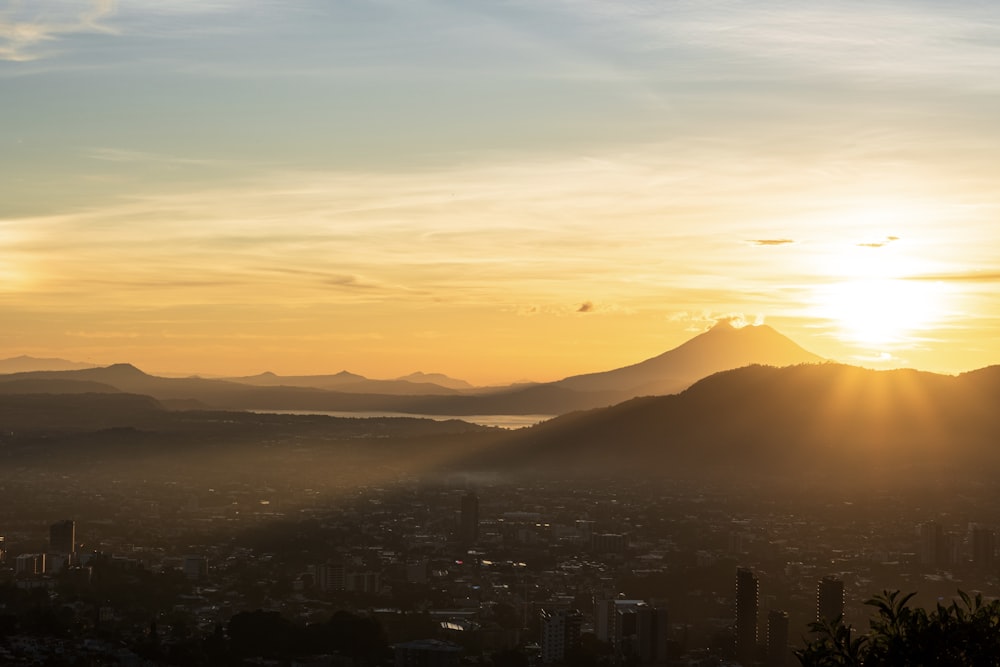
[596,599,668,665]
[735,567,759,665]
[919,521,957,567]
[972,526,995,570]
[540,609,582,664]
[347,571,381,594]
[459,492,479,546]
[817,575,845,623]
[317,562,346,592]
[49,520,75,555]
[634,604,669,664]
[592,533,627,554]
[183,555,208,581]
[15,553,45,576]
[766,609,789,667]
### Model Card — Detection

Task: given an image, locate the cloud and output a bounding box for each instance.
[857,236,900,248]
[577,301,594,313]
[671,311,765,332]
[561,0,1000,93]
[85,147,235,167]
[0,0,118,62]
[908,272,1000,283]
[65,329,140,339]
[750,239,794,246]
[713,314,750,329]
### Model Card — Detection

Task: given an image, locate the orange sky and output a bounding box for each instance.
[3,1,999,384]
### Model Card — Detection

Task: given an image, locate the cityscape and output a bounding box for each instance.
[2,443,1000,664]
[5,0,1000,664]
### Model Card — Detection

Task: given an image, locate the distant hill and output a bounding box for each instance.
[0,324,828,415]
[226,370,366,389]
[0,392,497,442]
[464,363,1000,479]
[0,379,121,395]
[0,392,167,432]
[554,320,824,395]
[0,355,96,373]
[224,371,459,395]
[396,372,473,390]
[0,364,260,402]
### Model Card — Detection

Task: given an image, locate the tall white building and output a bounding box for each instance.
[540,609,582,664]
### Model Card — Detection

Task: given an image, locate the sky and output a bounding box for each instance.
[2,0,1000,384]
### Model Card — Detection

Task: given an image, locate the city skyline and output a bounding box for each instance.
[4,1,1000,383]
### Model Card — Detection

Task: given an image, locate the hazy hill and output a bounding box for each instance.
[224,370,459,395]
[554,320,824,395]
[466,363,1000,479]
[0,355,96,373]
[396,371,473,390]
[0,392,167,432]
[228,370,368,388]
[0,324,825,415]
[0,392,497,449]
[0,364,254,402]
[0,379,122,395]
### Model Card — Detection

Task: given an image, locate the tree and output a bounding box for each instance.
[797,589,1000,666]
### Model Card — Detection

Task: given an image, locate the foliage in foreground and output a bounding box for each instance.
[797,589,1000,666]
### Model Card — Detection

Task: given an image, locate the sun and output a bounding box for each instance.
[816,278,939,346]
[810,240,945,349]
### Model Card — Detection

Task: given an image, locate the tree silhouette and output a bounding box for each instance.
[797,589,1000,666]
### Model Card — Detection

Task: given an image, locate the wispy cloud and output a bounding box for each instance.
[857,235,900,248]
[548,0,1000,92]
[2,142,987,315]
[84,147,236,167]
[751,239,795,246]
[0,0,118,62]
[908,271,1000,283]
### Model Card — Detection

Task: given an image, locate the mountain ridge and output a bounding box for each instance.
[554,321,824,395]
[0,324,828,414]
[0,355,98,373]
[462,362,1000,477]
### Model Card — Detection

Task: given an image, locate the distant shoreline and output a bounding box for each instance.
[246,409,554,430]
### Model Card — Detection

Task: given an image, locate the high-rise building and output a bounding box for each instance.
[735,567,759,665]
[540,609,583,664]
[317,562,346,592]
[15,553,46,576]
[972,526,996,570]
[49,520,75,555]
[347,571,381,594]
[919,520,954,567]
[817,575,845,623]
[635,604,669,664]
[920,521,941,565]
[594,599,668,664]
[459,491,479,545]
[766,610,789,667]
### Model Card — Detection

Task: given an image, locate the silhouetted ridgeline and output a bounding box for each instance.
[5,362,1000,485]
[0,392,164,432]
[0,322,824,415]
[554,320,822,395]
[0,378,122,395]
[0,363,619,415]
[461,363,1000,479]
[0,392,497,441]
